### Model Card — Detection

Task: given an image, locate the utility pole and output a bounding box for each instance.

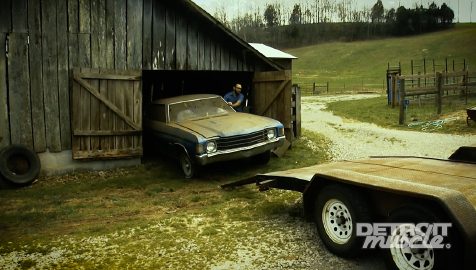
[471,1,473,23]
[458,0,460,23]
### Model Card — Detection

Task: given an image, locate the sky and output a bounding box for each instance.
[192,0,475,23]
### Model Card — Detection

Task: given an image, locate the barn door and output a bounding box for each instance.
[252,70,293,133]
[71,68,142,159]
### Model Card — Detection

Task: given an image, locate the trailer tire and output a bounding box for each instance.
[385,205,462,270]
[0,145,40,186]
[314,184,372,257]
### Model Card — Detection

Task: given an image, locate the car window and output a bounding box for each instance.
[169,97,234,122]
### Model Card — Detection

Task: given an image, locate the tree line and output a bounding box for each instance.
[214,0,455,48]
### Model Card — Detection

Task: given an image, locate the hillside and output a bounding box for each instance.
[286,24,476,92]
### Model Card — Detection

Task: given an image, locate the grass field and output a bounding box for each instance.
[287,24,476,93]
[0,130,330,269]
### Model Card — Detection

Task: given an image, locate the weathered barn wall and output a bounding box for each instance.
[0,0,278,154]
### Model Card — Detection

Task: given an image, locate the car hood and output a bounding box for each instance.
[171,112,280,138]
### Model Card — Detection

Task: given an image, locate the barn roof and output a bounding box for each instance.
[182,0,283,71]
[249,43,298,59]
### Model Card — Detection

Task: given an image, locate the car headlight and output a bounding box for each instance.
[206,141,217,153]
[267,129,276,140]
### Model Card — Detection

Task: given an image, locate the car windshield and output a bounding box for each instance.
[169,97,235,122]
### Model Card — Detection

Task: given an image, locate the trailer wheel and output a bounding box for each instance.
[314,184,372,257]
[179,151,197,179]
[386,205,461,270]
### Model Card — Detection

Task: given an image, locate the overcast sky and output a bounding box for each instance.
[192,0,475,23]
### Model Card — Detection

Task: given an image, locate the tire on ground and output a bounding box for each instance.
[0,144,41,186]
[179,151,197,179]
[314,184,372,257]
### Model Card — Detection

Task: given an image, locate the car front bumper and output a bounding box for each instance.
[195,136,286,166]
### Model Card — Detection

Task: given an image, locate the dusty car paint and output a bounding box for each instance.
[145,94,286,170]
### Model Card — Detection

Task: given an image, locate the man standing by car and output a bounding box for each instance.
[224,83,244,112]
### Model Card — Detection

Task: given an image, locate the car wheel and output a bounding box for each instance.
[385,205,461,270]
[179,152,196,179]
[254,150,271,165]
[314,184,372,257]
[0,144,41,187]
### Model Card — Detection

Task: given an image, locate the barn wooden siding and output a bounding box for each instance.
[0,0,277,153]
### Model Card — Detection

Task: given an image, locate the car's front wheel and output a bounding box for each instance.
[179,152,197,179]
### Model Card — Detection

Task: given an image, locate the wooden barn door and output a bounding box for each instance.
[71,68,142,159]
[252,70,292,132]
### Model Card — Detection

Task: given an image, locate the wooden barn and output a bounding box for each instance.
[0,0,298,171]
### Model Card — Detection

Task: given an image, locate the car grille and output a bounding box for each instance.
[216,130,268,151]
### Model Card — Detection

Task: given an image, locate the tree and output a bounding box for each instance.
[440,3,454,24]
[371,0,384,23]
[264,4,279,27]
[289,4,302,25]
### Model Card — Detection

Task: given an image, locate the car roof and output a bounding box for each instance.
[151,94,221,105]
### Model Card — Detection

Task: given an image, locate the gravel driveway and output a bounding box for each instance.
[302,94,475,160]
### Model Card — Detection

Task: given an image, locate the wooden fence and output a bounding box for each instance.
[394,71,476,124]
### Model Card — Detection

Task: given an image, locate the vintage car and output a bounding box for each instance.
[145,94,286,178]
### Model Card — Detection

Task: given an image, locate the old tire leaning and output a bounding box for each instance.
[0,145,41,187]
[314,184,372,257]
[385,205,461,270]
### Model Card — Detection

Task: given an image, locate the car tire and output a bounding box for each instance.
[179,152,196,179]
[314,184,372,257]
[254,150,271,165]
[385,205,462,270]
[0,144,41,187]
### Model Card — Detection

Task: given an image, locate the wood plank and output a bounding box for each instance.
[203,36,210,70]
[152,0,165,70]
[176,14,187,70]
[68,33,79,69]
[79,68,91,152]
[0,33,10,148]
[294,85,301,138]
[74,130,141,136]
[73,149,142,160]
[133,80,142,150]
[127,0,143,69]
[79,72,141,80]
[114,71,125,149]
[12,0,27,32]
[90,70,101,152]
[114,0,126,70]
[7,33,33,147]
[58,0,71,150]
[105,0,115,69]
[68,0,79,33]
[79,33,91,67]
[197,32,204,70]
[71,69,82,155]
[165,7,176,70]
[124,74,134,148]
[42,0,62,152]
[28,0,46,152]
[79,0,91,33]
[220,46,229,71]
[142,0,153,69]
[91,0,100,68]
[106,71,116,150]
[187,22,198,70]
[73,75,141,130]
[0,0,12,32]
[99,69,110,150]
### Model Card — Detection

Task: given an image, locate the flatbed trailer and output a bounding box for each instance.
[222,147,476,270]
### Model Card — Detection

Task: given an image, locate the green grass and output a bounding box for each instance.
[287,24,476,91]
[325,94,476,134]
[0,130,330,269]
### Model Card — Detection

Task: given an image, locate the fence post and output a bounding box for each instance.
[313,82,316,95]
[464,70,468,104]
[399,77,405,125]
[326,82,329,93]
[436,72,442,115]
